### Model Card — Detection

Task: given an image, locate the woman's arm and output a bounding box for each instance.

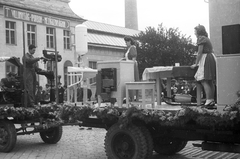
[191,45,203,68]
[195,45,203,65]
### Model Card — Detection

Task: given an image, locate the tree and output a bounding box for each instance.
[134,24,196,77]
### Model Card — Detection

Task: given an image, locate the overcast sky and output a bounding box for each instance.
[69,0,209,43]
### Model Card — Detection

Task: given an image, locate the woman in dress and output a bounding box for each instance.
[124,36,139,81]
[191,25,216,108]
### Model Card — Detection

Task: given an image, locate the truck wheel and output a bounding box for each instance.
[40,126,63,144]
[140,126,153,158]
[154,137,187,155]
[0,120,17,152]
[105,124,147,159]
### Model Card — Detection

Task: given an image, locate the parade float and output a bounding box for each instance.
[1,56,240,159]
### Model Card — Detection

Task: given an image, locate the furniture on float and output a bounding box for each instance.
[97,60,135,107]
[67,66,97,105]
[125,81,155,109]
[142,66,201,105]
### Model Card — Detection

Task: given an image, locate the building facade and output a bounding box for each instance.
[208,0,240,104]
[0,0,140,90]
[209,0,240,55]
[0,0,85,87]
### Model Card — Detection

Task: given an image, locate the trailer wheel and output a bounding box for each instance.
[105,124,147,159]
[0,120,17,152]
[40,126,63,144]
[140,126,153,158]
[154,137,187,155]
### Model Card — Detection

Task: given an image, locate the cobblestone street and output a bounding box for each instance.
[0,126,239,159]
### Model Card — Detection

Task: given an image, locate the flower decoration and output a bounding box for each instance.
[0,95,240,131]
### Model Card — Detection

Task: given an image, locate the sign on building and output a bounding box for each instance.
[4,6,70,29]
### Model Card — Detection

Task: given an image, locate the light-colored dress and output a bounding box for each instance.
[194,36,216,81]
[125,45,140,81]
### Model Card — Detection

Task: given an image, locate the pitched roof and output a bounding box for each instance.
[87,33,126,48]
[84,20,140,36]
[0,0,85,22]
[84,21,140,49]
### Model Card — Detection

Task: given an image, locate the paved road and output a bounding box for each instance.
[0,126,239,159]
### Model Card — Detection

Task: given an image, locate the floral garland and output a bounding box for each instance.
[0,104,59,120]
[58,103,93,123]
[0,100,240,131]
[118,105,240,130]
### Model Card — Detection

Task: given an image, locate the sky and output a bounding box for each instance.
[69,0,209,43]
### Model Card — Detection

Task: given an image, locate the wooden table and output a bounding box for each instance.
[142,66,201,105]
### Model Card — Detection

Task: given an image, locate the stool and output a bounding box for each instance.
[125,81,155,109]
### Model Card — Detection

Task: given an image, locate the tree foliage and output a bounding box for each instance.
[134,24,196,77]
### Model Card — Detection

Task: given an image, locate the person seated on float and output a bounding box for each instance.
[0,72,17,91]
[0,72,18,102]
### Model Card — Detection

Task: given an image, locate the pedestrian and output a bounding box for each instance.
[42,83,50,102]
[191,24,216,109]
[63,84,67,102]
[22,44,46,107]
[189,82,197,103]
[35,85,44,104]
[58,82,65,104]
[124,36,139,81]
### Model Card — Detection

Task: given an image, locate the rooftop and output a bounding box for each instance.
[0,0,85,22]
[84,21,141,48]
[84,20,140,36]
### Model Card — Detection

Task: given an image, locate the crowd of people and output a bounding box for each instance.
[169,80,205,103]
[35,83,67,104]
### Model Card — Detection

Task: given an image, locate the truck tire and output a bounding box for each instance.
[105,123,147,159]
[140,126,153,158]
[0,120,17,152]
[154,137,187,155]
[40,126,63,144]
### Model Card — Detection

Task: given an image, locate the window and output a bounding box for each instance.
[63,30,71,50]
[6,61,18,75]
[89,61,97,69]
[27,24,36,46]
[5,21,16,44]
[64,60,73,87]
[89,61,97,84]
[46,27,55,48]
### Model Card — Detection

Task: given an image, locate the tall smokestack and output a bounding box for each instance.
[125,0,138,30]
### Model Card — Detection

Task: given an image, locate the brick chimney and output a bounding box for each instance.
[125,0,138,30]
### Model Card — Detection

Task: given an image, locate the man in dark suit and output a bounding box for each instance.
[0,72,16,90]
[77,84,92,102]
[58,82,65,104]
[0,72,17,102]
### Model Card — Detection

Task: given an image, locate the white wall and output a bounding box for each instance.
[217,55,240,105]
[209,0,240,55]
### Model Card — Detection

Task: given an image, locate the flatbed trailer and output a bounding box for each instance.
[1,101,240,159]
[86,105,240,159]
[1,57,240,159]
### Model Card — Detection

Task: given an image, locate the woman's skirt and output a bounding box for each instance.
[194,53,216,81]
